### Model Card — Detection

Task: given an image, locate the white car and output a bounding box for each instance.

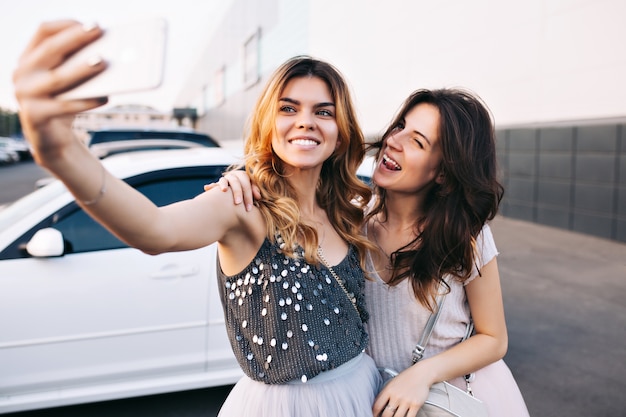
[0,148,245,413]
[0,140,19,165]
[86,127,220,159]
[0,147,376,414]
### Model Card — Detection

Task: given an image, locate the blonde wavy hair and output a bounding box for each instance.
[239,56,373,267]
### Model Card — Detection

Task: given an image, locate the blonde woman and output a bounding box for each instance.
[14,21,381,417]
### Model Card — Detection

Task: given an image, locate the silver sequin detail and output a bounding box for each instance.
[222,237,367,384]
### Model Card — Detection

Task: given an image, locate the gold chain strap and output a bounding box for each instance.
[317,247,360,315]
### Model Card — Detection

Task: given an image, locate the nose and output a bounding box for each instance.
[297,112,314,130]
[385,131,402,150]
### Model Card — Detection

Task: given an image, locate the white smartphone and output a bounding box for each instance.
[57,18,167,100]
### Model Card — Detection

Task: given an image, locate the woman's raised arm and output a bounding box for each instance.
[13,21,248,255]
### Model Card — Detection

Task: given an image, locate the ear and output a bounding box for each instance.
[435,168,445,185]
[335,138,341,150]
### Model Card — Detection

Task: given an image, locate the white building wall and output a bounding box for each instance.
[261,1,311,72]
[178,0,626,140]
[308,0,626,136]
[175,0,312,143]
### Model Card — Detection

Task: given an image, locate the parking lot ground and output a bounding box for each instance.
[491,216,626,417]
[4,214,626,417]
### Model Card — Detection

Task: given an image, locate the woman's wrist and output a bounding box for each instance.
[410,360,440,386]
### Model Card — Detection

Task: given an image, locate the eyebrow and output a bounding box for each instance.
[414,130,432,146]
[399,116,433,146]
[279,97,335,108]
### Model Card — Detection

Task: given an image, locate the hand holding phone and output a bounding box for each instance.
[57,18,167,100]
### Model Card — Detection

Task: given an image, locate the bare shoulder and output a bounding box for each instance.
[194,187,267,275]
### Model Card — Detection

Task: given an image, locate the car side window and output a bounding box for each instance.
[0,166,226,259]
[54,207,124,253]
[55,167,226,254]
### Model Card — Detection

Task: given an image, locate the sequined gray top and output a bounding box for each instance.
[217,236,369,384]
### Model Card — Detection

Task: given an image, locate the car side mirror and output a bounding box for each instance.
[26,228,65,257]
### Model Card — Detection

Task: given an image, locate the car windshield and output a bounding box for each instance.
[0,180,67,231]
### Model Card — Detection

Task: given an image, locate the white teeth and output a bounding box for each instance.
[382,154,401,170]
[291,139,318,146]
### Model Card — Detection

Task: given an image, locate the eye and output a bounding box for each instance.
[394,121,405,131]
[279,105,296,113]
[413,138,424,149]
[316,108,334,117]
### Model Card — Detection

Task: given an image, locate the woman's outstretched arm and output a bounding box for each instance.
[13,21,249,255]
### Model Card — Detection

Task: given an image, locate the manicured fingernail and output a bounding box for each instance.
[246,204,252,212]
[82,22,99,32]
[86,55,103,67]
[234,197,242,204]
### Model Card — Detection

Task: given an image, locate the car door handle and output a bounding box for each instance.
[150,265,199,279]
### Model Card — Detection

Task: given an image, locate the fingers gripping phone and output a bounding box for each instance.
[58,18,167,100]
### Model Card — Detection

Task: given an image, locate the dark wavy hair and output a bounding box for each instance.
[366,88,504,308]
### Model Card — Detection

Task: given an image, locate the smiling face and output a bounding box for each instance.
[271,76,339,173]
[373,102,443,195]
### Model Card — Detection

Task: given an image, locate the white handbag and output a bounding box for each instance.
[378,294,489,417]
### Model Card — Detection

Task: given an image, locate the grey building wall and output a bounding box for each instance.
[497,122,625,243]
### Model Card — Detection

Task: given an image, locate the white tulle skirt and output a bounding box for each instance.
[218,352,381,417]
[448,359,530,417]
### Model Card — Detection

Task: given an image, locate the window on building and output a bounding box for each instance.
[243,28,261,88]
[214,66,225,106]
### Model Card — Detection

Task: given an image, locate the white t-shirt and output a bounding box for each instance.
[364,224,498,372]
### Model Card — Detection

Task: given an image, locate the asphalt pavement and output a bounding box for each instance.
[491,215,626,417]
[2,162,625,416]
